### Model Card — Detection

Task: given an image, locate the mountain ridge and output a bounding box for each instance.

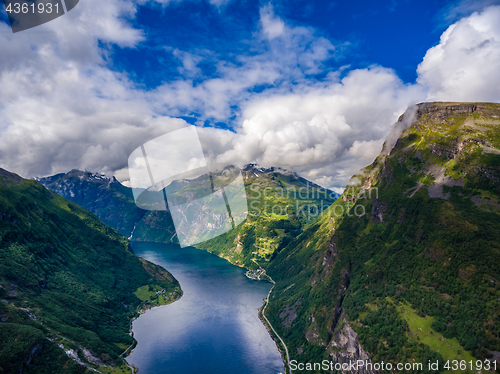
[37,169,147,238]
[0,168,23,184]
[31,102,500,373]
[37,164,340,249]
[0,171,182,373]
[264,101,500,373]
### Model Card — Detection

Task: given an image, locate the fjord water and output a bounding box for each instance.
[127,242,284,374]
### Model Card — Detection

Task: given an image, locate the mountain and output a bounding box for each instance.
[196,164,340,267]
[38,165,340,258]
[37,170,146,237]
[264,102,500,372]
[109,163,339,266]
[0,169,182,374]
[34,102,500,373]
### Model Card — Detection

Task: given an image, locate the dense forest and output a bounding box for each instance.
[0,169,182,374]
[25,103,500,374]
[265,103,500,373]
[197,165,338,268]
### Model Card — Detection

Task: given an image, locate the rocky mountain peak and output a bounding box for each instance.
[413,102,500,123]
[242,163,299,179]
[0,168,24,183]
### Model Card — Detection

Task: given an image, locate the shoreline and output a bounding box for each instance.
[257,279,293,374]
[121,286,183,373]
[131,242,291,374]
[197,246,294,374]
[244,265,293,374]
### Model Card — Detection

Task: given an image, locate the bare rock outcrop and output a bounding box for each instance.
[328,318,377,374]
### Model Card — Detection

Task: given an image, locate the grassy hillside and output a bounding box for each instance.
[265,102,500,373]
[0,169,182,374]
[31,103,500,373]
[196,165,339,269]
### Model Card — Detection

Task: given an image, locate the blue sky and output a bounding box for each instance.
[114,0,444,89]
[0,0,499,190]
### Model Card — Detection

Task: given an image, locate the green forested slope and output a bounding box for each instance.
[38,166,339,267]
[30,103,500,373]
[265,102,500,373]
[37,170,146,237]
[196,165,338,268]
[0,169,182,374]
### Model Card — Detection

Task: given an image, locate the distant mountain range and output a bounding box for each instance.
[38,164,340,257]
[0,169,181,373]
[196,163,340,267]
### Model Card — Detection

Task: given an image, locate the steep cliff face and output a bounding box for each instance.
[266,102,500,373]
[37,170,146,237]
[328,318,376,374]
[32,103,500,372]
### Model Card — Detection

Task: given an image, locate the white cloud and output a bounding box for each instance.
[0,1,499,192]
[348,139,386,160]
[439,0,500,24]
[150,4,338,122]
[172,49,204,76]
[208,66,425,188]
[260,4,285,40]
[0,0,184,177]
[418,5,500,102]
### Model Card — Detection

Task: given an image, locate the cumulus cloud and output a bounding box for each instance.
[418,5,500,101]
[150,4,338,122]
[0,0,184,177]
[207,66,424,188]
[0,1,499,191]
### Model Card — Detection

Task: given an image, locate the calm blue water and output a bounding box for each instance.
[127,242,284,374]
